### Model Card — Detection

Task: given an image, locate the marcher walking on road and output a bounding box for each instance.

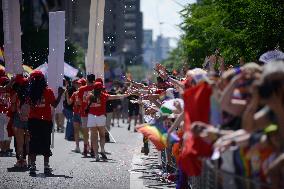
[27,70,64,176]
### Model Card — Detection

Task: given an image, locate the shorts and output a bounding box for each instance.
[0,113,10,141]
[73,113,81,124]
[81,116,88,128]
[87,114,106,127]
[13,113,28,129]
[28,118,53,157]
[128,106,139,117]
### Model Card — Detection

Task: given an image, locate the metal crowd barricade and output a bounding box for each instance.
[188,159,274,189]
[160,148,178,174]
[156,148,273,189]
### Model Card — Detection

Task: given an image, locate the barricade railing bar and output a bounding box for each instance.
[156,148,273,189]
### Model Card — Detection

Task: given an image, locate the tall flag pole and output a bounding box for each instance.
[2,0,23,74]
[86,0,105,78]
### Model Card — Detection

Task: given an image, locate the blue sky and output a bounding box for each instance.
[141,0,196,41]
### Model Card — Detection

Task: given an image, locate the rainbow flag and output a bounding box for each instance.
[136,121,180,151]
[0,48,4,63]
[234,147,251,177]
[136,124,167,151]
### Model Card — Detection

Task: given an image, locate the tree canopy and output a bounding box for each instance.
[163,0,284,69]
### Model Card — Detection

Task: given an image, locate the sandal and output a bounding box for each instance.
[14,160,22,168]
[44,165,53,175]
[100,152,108,160]
[21,159,27,168]
[29,165,36,176]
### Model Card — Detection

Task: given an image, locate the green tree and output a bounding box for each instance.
[164,0,284,69]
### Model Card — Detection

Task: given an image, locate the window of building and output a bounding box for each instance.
[124,13,136,20]
[125,22,136,28]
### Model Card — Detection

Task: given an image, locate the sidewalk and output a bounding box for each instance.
[130,145,176,189]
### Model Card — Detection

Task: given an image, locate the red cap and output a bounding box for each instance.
[14,74,28,85]
[77,78,87,86]
[95,78,103,84]
[94,82,103,90]
[30,70,44,79]
[0,76,9,86]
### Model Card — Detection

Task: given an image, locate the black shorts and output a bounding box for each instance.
[128,105,139,116]
[28,118,53,157]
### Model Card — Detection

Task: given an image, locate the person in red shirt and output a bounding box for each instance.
[77,74,96,157]
[85,82,128,161]
[0,76,11,156]
[10,75,30,168]
[66,78,86,153]
[27,70,64,176]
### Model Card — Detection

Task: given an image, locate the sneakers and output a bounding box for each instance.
[82,149,88,157]
[44,165,52,175]
[144,147,149,155]
[57,127,64,133]
[74,147,81,153]
[90,149,95,158]
[29,164,36,176]
[14,159,27,168]
[105,133,110,143]
[100,152,108,161]
[95,154,100,162]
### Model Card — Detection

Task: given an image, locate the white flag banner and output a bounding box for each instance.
[86,0,105,78]
[2,0,23,74]
[35,62,78,79]
[48,11,65,114]
[64,62,79,78]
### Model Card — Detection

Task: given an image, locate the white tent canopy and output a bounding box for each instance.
[35,62,79,79]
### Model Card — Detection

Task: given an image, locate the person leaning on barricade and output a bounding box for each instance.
[241,60,284,188]
[154,62,254,187]
[199,60,284,188]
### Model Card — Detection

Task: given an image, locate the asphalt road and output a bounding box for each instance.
[0,120,142,189]
[0,120,175,189]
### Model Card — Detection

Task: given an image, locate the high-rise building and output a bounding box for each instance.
[62,0,143,64]
[154,35,170,62]
[0,0,143,67]
[143,29,155,68]
[103,0,125,57]
[61,0,90,49]
[123,0,143,64]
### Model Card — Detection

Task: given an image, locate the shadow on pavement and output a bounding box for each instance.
[7,167,29,172]
[0,153,16,157]
[89,159,117,163]
[36,173,73,178]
